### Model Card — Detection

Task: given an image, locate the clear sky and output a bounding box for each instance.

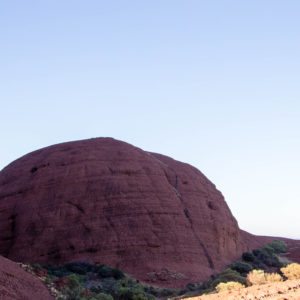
[1,1,299,239]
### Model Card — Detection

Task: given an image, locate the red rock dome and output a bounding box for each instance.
[0,138,266,287]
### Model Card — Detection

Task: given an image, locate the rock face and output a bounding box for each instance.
[284,239,300,264]
[0,255,53,300]
[0,138,267,287]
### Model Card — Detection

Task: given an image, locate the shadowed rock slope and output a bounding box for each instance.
[0,255,53,300]
[0,138,269,287]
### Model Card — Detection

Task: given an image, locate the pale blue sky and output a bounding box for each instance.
[1,1,299,238]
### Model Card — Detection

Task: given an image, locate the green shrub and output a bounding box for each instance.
[252,248,281,267]
[96,265,125,279]
[251,259,267,270]
[31,261,171,300]
[116,286,150,300]
[143,285,177,298]
[184,282,204,292]
[268,240,287,254]
[229,262,253,275]
[46,265,70,277]
[242,252,255,262]
[96,265,113,278]
[63,286,83,300]
[112,268,125,280]
[211,269,246,287]
[66,274,82,289]
[262,245,276,255]
[91,293,114,300]
[65,262,94,275]
[253,248,268,260]
[155,288,176,297]
[31,263,43,271]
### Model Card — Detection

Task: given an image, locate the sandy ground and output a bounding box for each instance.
[183,279,300,300]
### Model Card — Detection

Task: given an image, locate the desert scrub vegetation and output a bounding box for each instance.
[215,281,244,293]
[269,240,287,253]
[179,240,289,298]
[247,270,266,285]
[29,261,179,300]
[239,240,287,270]
[265,272,283,283]
[179,269,247,297]
[247,270,282,285]
[281,263,300,280]
[26,240,289,299]
[229,261,253,275]
[210,269,247,287]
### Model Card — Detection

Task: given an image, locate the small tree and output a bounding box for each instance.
[211,268,246,286]
[242,252,255,262]
[230,261,253,275]
[269,240,287,253]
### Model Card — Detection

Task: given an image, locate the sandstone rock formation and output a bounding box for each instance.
[0,138,269,287]
[284,240,300,263]
[0,255,53,300]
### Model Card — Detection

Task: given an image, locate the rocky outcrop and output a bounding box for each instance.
[0,255,53,300]
[0,138,269,287]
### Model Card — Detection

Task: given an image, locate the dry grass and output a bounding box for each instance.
[247,269,266,285]
[265,272,282,283]
[183,279,300,300]
[215,281,244,293]
[281,263,300,280]
[247,270,283,285]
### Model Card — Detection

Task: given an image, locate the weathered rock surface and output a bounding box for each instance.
[0,255,53,300]
[283,239,300,264]
[0,138,269,287]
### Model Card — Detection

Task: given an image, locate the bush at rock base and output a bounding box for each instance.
[265,272,283,283]
[247,270,266,285]
[211,269,247,287]
[281,263,300,280]
[229,261,253,275]
[26,240,289,299]
[215,281,245,293]
[247,270,283,285]
[269,240,288,253]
